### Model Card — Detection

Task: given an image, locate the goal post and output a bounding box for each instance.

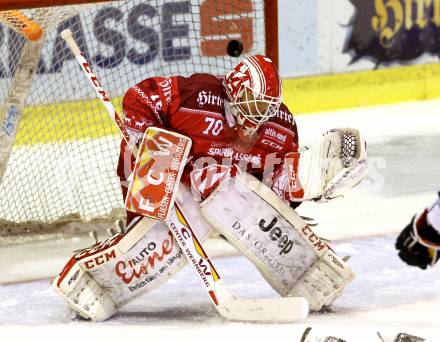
[0,0,279,244]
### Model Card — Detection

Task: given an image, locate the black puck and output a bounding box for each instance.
[227,40,244,57]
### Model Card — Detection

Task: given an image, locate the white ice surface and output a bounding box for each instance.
[1,99,440,341]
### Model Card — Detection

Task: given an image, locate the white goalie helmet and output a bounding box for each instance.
[223,55,282,139]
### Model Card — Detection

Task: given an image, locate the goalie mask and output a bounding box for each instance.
[224,55,282,140]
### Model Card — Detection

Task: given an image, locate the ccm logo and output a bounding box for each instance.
[301,226,327,251]
[261,139,283,151]
[82,62,110,102]
[84,250,117,269]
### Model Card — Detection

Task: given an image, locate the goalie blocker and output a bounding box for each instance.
[201,173,355,311]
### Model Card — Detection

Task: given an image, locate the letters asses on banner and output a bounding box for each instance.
[0,0,254,77]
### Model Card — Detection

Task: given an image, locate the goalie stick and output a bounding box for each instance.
[60,28,308,322]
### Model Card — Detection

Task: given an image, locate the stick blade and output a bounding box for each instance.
[217,296,308,322]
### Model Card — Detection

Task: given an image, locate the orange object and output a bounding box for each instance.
[0,10,43,41]
[125,127,192,221]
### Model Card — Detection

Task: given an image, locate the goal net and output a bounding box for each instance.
[0,0,275,243]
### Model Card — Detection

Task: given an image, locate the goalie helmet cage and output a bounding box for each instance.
[0,0,278,244]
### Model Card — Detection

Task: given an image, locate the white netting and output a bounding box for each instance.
[0,0,267,242]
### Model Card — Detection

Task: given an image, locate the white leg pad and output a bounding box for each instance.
[201,173,355,311]
[288,249,355,310]
[53,261,116,321]
[53,184,213,320]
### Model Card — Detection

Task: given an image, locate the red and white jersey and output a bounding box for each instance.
[117,73,299,207]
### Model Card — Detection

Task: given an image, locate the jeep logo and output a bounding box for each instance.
[259,217,293,255]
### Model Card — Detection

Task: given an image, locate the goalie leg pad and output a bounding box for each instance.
[53,184,213,320]
[52,217,181,320]
[200,173,355,311]
[86,185,212,307]
[287,249,355,310]
[52,258,116,321]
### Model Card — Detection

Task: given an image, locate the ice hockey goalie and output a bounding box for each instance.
[52,55,368,321]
